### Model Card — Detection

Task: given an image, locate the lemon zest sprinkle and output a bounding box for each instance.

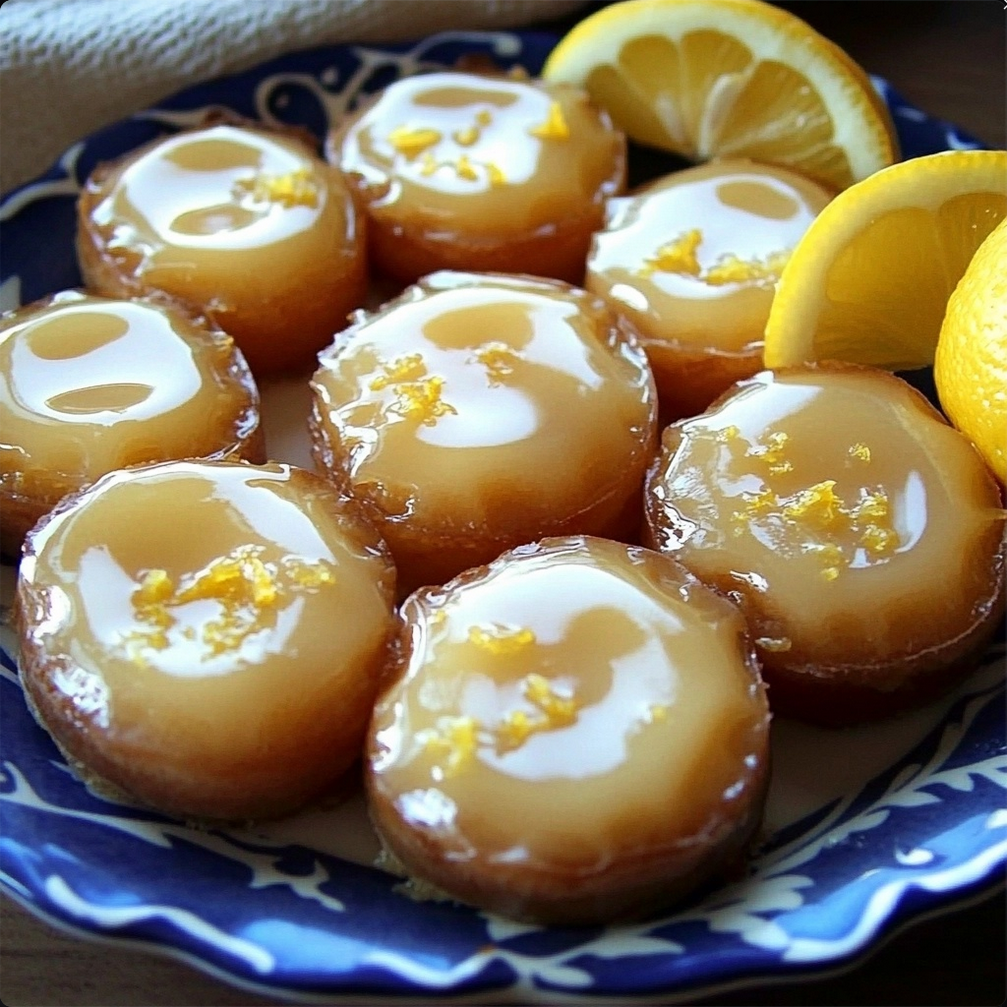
[732,476,900,581]
[134,568,174,606]
[498,709,538,749]
[453,125,480,146]
[639,229,703,277]
[125,546,336,660]
[782,480,846,527]
[703,250,789,286]
[468,623,536,655]
[369,353,427,391]
[485,161,507,187]
[420,715,479,776]
[121,628,169,660]
[388,126,442,159]
[529,101,570,140]
[523,673,578,726]
[494,675,581,751]
[387,376,457,425]
[860,522,899,556]
[418,152,439,176]
[733,487,777,519]
[803,541,845,565]
[747,430,790,470]
[454,154,479,181]
[715,424,741,443]
[852,491,888,520]
[233,168,319,208]
[283,557,338,589]
[475,342,520,382]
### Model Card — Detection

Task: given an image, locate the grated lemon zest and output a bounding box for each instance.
[418,152,439,176]
[639,229,702,277]
[529,101,570,140]
[454,154,479,181]
[420,715,479,776]
[369,353,427,391]
[387,376,457,425]
[388,126,442,159]
[497,709,537,749]
[134,568,174,605]
[715,424,741,443]
[703,249,789,286]
[453,125,480,147]
[732,470,901,581]
[474,342,520,382]
[468,623,536,655]
[485,161,507,187]
[233,168,319,208]
[782,480,846,527]
[860,522,899,556]
[126,546,336,660]
[523,673,578,726]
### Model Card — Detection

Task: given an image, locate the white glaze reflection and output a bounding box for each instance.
[339,71,624,235]
[586,160,833,365]
[93,127,326,254]
[480,633,677,781]
[647,368,1006,670]
[891,469,928,554]
[416,386,538,448]
[312,273,654,531]
[371,537,765,865]
[29,463,392,691]
[5,301,203,426]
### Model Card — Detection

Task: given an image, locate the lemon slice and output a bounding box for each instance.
[542,0,898,190]
[764,149,1007,371]
[935,217,1007,482]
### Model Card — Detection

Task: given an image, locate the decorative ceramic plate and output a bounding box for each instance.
[1,30,1004,1005]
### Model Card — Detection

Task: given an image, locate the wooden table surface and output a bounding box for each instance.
[2,2,1004,1005]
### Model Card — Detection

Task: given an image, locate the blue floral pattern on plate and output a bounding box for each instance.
[1,30,1004,1003]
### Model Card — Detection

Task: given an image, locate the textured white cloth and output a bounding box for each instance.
[0,0,587,193]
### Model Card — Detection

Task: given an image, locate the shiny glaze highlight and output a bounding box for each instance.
[587,160,832,418]
[0,290,261,556]
[16,460,396,820]
[367,535,769,923]
[644,365,1006,719]
[310,271,657,592]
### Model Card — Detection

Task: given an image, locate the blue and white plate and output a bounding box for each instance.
[1,30,1004,1004]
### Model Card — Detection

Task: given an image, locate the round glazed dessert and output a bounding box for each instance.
[644,364,1007,724]
[330,70,626,284]
[309,271,658,595]
[0,290,263,559]
[16,459,397,822]
[586,160,833,420]
[367,535,770,925]
[77,123,367,376]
